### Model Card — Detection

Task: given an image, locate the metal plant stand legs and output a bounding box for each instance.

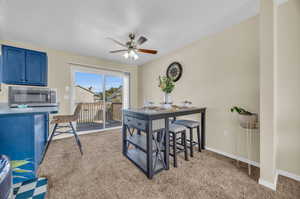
[236,122,258,176]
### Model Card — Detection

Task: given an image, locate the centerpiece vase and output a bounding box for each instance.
[163,92,172,104]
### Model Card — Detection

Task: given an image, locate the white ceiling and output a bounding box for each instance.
[0,0,259,65]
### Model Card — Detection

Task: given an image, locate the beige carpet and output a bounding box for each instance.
[39,130,300,199]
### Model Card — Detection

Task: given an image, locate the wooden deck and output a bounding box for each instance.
[76,102,122,131]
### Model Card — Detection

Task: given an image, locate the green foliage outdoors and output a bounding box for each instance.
[94,86,122,103]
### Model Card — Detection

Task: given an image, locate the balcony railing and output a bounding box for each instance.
[76,102,122,131]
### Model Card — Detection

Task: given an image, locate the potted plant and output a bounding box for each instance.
[158,76,175,105]
[230,106,258,129]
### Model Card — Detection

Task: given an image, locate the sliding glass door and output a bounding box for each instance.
[105,75,123,128]
[74,72,104,131]
[71,66,128,132]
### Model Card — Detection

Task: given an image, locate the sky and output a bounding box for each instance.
[75,72,123,93]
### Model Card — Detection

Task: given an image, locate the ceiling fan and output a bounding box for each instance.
[108,33,157,60]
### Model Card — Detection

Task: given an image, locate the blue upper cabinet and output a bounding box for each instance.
[1,45,48,86]
[26,50,47,86]
[2,46,26,84]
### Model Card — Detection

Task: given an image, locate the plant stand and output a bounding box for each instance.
[236,114,259,176]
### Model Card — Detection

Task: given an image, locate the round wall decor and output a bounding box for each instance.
[166,62,182,82]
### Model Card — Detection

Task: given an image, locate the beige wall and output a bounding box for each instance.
[139,0,300,182]
[138,16,260,162]
[277,0,300,176]
[0,40,138,114]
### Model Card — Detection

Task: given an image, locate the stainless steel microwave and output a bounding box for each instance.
[8,86,58,107]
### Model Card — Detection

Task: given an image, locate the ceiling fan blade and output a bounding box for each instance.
[110,50,128,53]
[137,36,148,46]
[107,37,127,47]
[138,49,158,54]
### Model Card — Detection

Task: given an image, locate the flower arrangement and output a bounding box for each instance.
[158,76,175,94]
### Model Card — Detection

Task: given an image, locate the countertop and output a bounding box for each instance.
[0,103,59,115]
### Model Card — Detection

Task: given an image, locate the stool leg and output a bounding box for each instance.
[41,123,58,163]
[172,132,177,168]
[189,128,194,157]
[181,132,184,146]
[180,131,185,146]
[183,131,188,161]
[157,131,161,142]
[70,122,83,155]
[197,126,201,152]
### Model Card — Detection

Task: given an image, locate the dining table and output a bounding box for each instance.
[122,106,206,179]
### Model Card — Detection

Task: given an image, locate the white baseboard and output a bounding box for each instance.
[205,146,300,190]
[205,147,260,167]
[277,169,300,182]
[259,178,277,191]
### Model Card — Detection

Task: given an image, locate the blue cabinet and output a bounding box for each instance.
[1,45,48,86]
[26,50,47,85]
[0,113,49,183]
[2,46,26,84]
[34,114,49,165]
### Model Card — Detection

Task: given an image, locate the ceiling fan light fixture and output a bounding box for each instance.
[129,49,136,57]
[109,33,156,61]
[123,49,139,60]
[123,52,129,59]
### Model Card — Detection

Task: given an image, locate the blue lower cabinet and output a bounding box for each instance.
[0,113,48,184]
[34,114,48,165]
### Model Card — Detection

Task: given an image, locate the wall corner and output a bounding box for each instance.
[258,173,278,191]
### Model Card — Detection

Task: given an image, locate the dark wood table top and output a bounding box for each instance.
[123,106,206,120]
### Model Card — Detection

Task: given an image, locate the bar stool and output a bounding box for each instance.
[169,123,188,167]
[42,103,83,162]
[173,120,201,157]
